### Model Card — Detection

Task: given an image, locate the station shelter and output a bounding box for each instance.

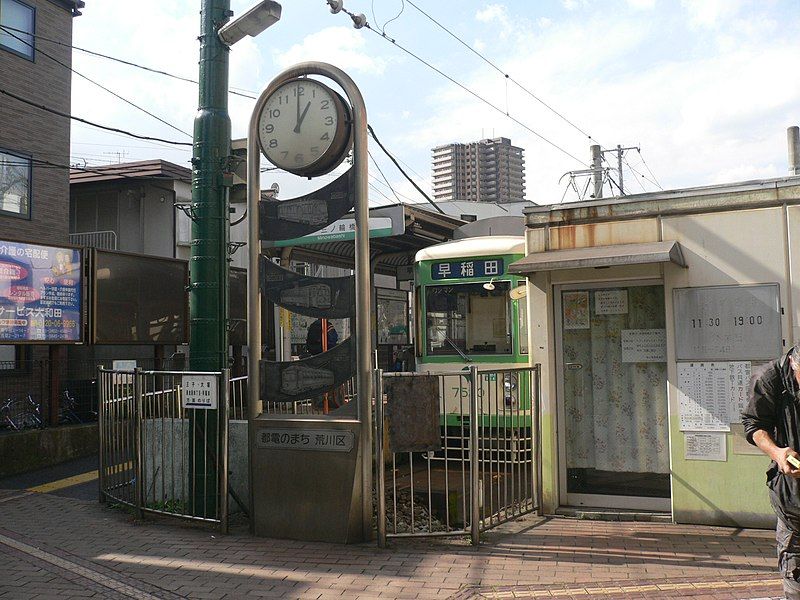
[260,203,464,370]
[509,175,800,528]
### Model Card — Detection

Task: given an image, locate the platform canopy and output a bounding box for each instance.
[262,204,465,275]
[508,240,686,274]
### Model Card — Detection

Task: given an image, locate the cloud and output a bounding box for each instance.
[272,27,388,76]
[681,0,744,28]
[627,0,656,9]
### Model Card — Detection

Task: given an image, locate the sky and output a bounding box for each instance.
[68,0,800,206]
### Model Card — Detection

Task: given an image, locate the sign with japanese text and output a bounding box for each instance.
[182,375,218,410]
[0,240,82,343]
[431,258,504,280]
[255,428,355,452]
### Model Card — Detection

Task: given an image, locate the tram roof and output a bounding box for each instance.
[415,235,525,262]
[264,203,465,275]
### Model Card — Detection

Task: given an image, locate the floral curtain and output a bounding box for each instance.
[562,285,669,475]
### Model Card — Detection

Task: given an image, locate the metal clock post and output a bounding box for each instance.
[247,62,372,540]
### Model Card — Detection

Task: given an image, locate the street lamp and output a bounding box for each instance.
[218,0,282,46]
[190,0,281,521]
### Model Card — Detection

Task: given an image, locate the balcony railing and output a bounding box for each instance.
[69,230,118,250]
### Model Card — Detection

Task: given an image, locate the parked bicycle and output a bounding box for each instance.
[0,395,43,431]
[59,390,83,425]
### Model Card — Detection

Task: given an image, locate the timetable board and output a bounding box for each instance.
[673,284,781,361]
[677,361,751,431]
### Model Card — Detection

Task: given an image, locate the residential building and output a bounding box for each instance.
[432,137,526,204]
[0,0,84,245]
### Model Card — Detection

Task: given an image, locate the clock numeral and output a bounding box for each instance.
[269,139,278,149]
[293,85,305,97]
[280,151,289,160]
[320,132,330,141]
[278,94,289,105]
[294,153,304,164]
[310,146,320,157]
[269,108,281,118]
[320,100,330,110]
[264,124,274,134]
[324,116,334,126]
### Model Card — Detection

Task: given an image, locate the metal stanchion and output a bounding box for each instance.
[469,365,480,546]
[220,369,230,533]
[133,367,144,519]
[374,369,386,547]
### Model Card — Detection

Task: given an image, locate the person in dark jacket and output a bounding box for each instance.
[742,344,800,600]
[305,319,338,356]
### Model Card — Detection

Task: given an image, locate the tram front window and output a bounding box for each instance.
[425,282,512,356]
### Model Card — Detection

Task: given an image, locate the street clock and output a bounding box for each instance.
[257,77,352,178]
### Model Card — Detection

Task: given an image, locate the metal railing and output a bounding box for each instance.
[69,230,118,250]
[98,368,230,530]
[375,364,541,546]
[228,375,356,418]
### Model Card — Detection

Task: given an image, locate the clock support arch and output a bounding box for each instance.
[246,63,373,542]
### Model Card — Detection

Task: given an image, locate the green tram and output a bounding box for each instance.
[414,235,533,431]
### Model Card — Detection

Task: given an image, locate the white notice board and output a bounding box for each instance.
[182,374,218,410]
[677,362,731,431]
[673,284,781,360]
[621,329,666,363]
[684,432,727,461]
[595,290,628,315]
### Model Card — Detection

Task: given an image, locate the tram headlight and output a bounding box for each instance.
[503,373,518,406]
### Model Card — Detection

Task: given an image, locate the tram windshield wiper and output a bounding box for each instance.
[445,337,472,362]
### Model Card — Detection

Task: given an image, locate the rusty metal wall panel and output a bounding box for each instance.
[384,376,442,453]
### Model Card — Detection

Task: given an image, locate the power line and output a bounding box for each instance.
[405,0,597,144]
[0,24,192,137]
[0,24,260,101]
[0,88,193,147]
[367,124,445,214]
[365,3,664,192]
[636,148,663,190]
[348,19,588,167]
[368,151,403,205]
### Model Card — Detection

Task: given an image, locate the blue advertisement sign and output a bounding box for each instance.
[431,258,504,280]
[0,241,82,342]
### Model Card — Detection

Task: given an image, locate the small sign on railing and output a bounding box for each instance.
[255,428,354,452]
[182,374,218,410]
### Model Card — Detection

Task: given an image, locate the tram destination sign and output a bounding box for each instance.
[431,258,504,280]
[0,240,82,343]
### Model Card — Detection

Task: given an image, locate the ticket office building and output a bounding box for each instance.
[510,176,800,528]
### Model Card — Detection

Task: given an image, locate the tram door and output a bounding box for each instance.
[555,281,670,511]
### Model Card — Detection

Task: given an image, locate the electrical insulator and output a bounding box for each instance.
[327,0,343,14]
[351,12,367,29]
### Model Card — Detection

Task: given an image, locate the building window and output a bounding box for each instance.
[0,0,35,60]
[0,150,31,218]
[0,345,30,375]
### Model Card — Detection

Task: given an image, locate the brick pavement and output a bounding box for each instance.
[0,489,786,599]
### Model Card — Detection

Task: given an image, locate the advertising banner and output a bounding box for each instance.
[0,240,82,343]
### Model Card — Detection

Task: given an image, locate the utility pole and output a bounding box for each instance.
[190,0,231,518]
[590,144,603,198]
[600,144,639,196]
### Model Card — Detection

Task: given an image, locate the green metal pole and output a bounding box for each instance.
[190,0,231,518]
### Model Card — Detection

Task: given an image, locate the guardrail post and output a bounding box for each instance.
[220,369,230,533]
[374,369,386,547]
[469,364,480,546]
[97,369,106,503]
[533,365,543,516]
[133,367,144,520]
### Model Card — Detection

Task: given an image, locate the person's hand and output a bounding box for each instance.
[774,446,800,478]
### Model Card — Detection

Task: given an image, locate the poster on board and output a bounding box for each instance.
[563,291,589,330]
[0,240,82,343]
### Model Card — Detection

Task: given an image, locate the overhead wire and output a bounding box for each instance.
[367,124,445,214]
[0,24,193,138]
[368,151,404,205]
[360,2,665,194]
[0,88,193,147]
[0,24,261,101]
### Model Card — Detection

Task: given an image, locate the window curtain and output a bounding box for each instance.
[563,285,669,475]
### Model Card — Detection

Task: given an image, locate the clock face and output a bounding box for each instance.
[258,79,349,176]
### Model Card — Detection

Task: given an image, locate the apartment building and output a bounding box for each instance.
[0,0,84,245]
[432,137,526,204]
